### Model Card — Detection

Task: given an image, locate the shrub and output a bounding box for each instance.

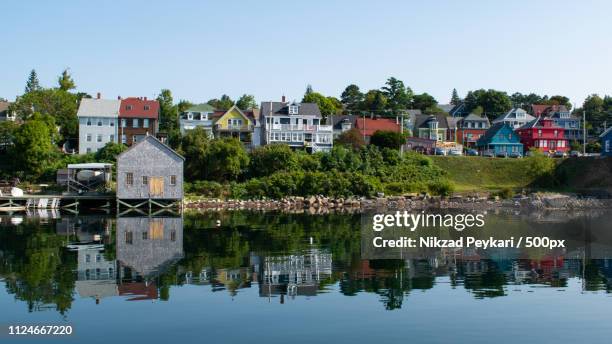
[427,180,455,196]
[186,180,225,198]
[370,130,406,150]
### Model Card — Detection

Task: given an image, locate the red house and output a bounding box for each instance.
[517,117,569,153]
[355,117,401,144]
[118,97,160,146]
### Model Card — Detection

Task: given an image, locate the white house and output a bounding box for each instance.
[492,108,535,129]
[78,95,120,154]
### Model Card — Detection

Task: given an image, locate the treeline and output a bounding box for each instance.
[179,128,453,199]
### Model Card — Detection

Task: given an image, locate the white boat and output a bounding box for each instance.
[76,170,103,181]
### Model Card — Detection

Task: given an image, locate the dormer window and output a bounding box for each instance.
[144,105,150,111]
[288,105,299,115]
[187,113,193,120]
[126,105,133,111]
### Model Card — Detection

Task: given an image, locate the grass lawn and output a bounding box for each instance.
[430,156,535,192]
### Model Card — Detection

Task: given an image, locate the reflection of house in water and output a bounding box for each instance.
[116,217,184,300]
[215,267,252,296]
[259,249,332,298]
[69,244,118,303]
[116,217,183,278]
[57,216,112,244]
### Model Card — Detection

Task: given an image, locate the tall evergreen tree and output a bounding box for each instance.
[58,68,76,91]
[381,77,412,114]
[305,84,314,97]
[450,88,461,105]
[340,84,364,113]
[25,69,41,93]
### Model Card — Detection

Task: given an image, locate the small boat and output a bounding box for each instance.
[76,170,103,182]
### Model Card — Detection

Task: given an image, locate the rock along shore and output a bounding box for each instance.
[184,192,612,213]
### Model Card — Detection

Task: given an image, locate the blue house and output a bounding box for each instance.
[476,123,524,156]
[600,127,612,157]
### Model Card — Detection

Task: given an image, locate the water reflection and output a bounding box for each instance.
[1,210,612,315]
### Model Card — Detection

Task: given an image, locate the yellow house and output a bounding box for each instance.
[214,105,252,130]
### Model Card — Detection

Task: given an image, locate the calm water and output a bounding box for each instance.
[1,209,612,343]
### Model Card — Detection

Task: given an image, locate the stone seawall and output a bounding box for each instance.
[184,193,612,213]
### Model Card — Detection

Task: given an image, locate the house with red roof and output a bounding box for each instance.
[354,116,401,144]
[516,117,569,153]
[118,97,160,146]
[531,104,581,141]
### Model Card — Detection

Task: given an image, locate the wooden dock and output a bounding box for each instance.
[0,194,115,214]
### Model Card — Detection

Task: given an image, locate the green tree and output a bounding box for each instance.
[206,138,249,181]
[236,94,257,110]
[340,84,364,113]
[302,92,339,120]
[57,68,76,91]
[10,89,78,143]
[11,119,58,180]
[208,95,235,110]
[0,121,18,153]
[24,69,41,93]
[464,89,512,120]
[381,77,413,114]
[248,144,299,178]
[412,93,438,112]
[362,90,387,113]
[335,128,365,150]
[305,84,313,96]
[179,127,212,180]
[370,130,405,150]
[450,88,461,105]
[157,89,177,132]
[95,142,127,163]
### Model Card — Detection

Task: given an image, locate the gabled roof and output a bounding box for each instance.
[438,104,455,113]
[119,97,159,119]
[117,135,185,161]
[517,116,562,130]
[77,98,120,118]
[492,108,535,123]
[212,105,252,124]
[462,113,490,123]
[331,115,358,130]
[260,101,322,118]
[355,117,400,136]
[414,114,449,129]
[477,122,516,144]
[532,104,570,116]
[0,101,11,113]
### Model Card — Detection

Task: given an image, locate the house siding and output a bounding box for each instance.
[79,116,118,154]
[116,137,184,200]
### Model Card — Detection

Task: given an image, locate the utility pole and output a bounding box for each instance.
[583,110,586,155]
[399,111,404,157]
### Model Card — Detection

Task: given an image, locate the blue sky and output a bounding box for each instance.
[2,0,610,106]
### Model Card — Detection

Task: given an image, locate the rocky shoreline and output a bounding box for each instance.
[184,192,612,213]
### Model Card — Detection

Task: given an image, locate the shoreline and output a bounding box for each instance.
[184,192,612,213]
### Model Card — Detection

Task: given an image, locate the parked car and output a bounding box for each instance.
[448,149,463,156]
[434,148,447,156]
[482,151,495,158]
[509,152,523,158]
[570,150,582,157]
[495,151,508,158]
[553,151,568,158]
[466,149,479,156]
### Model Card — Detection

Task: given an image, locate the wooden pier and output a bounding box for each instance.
[0,194,115,214]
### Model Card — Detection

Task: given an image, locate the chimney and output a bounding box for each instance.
[282,95,286,103]
[118,96,122,100]
[144,97,147,101]
[96,92,101,99]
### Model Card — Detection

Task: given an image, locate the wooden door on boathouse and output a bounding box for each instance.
[149,177,164,197]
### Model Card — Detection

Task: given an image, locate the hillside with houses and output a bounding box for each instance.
[1,70,612,200]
